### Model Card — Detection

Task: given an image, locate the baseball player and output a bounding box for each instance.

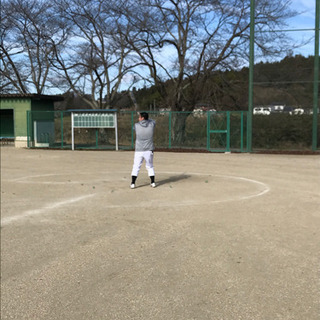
[131,112,156,189]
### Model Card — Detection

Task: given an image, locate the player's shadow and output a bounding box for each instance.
[156,173,191,187]
[138,173,191,188]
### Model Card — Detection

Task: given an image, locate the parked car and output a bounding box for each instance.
[253,107,271,115]
[292,108,304,115]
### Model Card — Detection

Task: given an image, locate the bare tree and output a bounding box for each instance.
[124,0,297,142]
[51,0,139,109]
[0,0,70,94]
[1,0,298,119]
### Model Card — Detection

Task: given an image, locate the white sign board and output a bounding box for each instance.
[71,110,118,150]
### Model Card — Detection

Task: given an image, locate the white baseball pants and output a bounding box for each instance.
[131,151,155,177]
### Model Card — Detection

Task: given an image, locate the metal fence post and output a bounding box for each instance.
[169,111,172,149]
[312,0,319,151]
[240,112,244,152]
[27,110,30,148]
[207,111,210,151]
[247,0,255,152]
[131,111,134,149]
[61,111,64,148]
[226,111,231,152]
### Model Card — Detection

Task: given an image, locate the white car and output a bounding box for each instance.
[292,108,304,115]
[253,107,271,115]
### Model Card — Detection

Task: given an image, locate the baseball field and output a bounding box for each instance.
[1,147,319,319]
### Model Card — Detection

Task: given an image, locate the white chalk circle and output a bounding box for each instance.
[103,171,270,208]
[11,171,270,208]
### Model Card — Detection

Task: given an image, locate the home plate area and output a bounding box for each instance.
[10,171,269,214]
[100,171,270,209]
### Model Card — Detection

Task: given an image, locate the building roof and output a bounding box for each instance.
[0,94,64,101]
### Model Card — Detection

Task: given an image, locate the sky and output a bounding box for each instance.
[286,0,318,56]
[123,0,319,90]
[49,0,319,94]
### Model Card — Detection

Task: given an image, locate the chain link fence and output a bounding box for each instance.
[27,110,319,152]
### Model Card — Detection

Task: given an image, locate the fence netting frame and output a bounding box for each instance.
[26,109,319,152]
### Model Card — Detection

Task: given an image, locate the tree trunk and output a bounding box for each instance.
[98,128,110,145]
[171,112,189,145]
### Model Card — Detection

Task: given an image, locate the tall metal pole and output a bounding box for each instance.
[71,112,75,150]
[312,0,319,151]
[247,0,255,152]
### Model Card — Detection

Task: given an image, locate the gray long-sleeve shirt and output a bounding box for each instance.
[134,119,156,151]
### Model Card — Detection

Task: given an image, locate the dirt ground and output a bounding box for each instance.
[1,147,319,320]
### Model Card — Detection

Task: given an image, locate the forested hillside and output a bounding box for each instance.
[55,55,317,112]
[114,55,317,111]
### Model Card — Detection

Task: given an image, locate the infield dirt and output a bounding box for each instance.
[1,147,319,320]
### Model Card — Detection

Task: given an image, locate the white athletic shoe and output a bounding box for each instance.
[151,182,156,188]
[130,184,135,189]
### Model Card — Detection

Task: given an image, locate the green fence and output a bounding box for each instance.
[26,110,319,152]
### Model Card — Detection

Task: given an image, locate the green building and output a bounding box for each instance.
[0,94,63,147]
